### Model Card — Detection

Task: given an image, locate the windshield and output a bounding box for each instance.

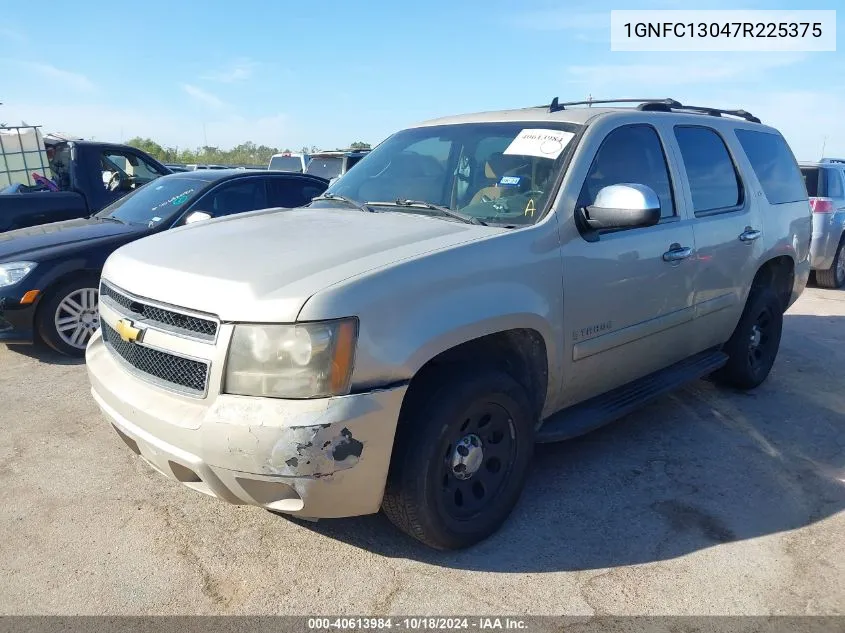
[306,157,343,179]
[269,156,303,172]
[96,176,204,226]
[320,122,581,226]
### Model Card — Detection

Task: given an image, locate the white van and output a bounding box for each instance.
[267,152,309,173]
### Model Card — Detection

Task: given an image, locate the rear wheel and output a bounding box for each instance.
[382,368,535,550]
[815,237,845,289]
[37,277,100,357]
[712,288,783,390]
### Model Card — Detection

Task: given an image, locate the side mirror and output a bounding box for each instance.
[583,184,661,230]
[184,210,212,225]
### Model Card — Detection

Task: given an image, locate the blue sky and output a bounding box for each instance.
[0,0,842,160]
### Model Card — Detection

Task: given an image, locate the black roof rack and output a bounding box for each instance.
[543,97,761,124]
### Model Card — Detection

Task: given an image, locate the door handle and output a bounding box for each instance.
[663,245,693,262]
[739,228,761,242]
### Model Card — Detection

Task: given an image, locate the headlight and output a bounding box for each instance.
[0,261,37,288]
[224,318,358,399]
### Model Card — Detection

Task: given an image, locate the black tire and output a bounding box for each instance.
[382,368,535,550]
[36,276,100,357]
[815,237,845,289]
[712,287,783,390]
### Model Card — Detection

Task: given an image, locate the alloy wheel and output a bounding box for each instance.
[54,288,100,350]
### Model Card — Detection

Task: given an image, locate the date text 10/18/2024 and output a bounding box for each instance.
[307,618,528,630]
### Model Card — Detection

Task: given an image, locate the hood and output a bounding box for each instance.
[103,207,499,322]
[0,217,144,261]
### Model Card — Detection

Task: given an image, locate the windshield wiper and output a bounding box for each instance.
[96,215,124,224]
[369,199,486,226]
[311,193,374,213]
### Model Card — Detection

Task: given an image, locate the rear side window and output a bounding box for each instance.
[735,129,806,204]
[801,167,820,197]
[267,177,326,208]
[674,126,742,213]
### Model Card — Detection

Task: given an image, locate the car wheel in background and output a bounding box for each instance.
[815,237,845,289]
[37,276,100,357]
[712,288,784,390]
[382,368,535,550]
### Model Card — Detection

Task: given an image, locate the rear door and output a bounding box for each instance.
[669,124,764,353]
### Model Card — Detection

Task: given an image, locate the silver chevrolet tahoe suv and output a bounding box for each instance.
[86,98,811,550]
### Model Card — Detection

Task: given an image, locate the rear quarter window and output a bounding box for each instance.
[735,129,807,204]
[800,167,820,197]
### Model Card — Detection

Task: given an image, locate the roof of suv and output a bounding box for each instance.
[799,158,845,167]
[412,98,768,130]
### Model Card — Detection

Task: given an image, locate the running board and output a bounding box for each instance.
[536,350,729,443]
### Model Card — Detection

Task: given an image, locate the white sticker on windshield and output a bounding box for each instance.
[503,129,575,159]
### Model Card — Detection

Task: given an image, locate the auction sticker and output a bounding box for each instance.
[503,129,575,159]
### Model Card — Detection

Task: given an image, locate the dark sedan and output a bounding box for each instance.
[0,169,328,356]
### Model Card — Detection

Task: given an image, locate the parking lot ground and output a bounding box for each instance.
[0,287,843,616]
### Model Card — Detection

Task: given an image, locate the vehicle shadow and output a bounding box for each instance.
[4,342,85,366]
[290,313,845,572]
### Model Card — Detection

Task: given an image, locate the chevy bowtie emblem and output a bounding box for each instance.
[115,318,143,343]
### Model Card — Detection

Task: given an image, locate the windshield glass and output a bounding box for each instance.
[96,176,204,226]
[269,156,303,172]
[320,122,581,226]
[306,157,343,179]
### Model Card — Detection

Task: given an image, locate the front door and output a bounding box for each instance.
[560,123,698,407]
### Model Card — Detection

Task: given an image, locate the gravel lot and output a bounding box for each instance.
[1,287,843,616]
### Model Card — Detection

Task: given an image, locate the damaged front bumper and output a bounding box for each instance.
[86,330,407,518]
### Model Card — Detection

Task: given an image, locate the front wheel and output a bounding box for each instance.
[382,368,535,550]
[36,277,100,357]
[712,287,783,390]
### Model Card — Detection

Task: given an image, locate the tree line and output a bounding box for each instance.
[125,138,372,166]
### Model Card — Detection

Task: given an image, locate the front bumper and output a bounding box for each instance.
[0,294,37,344]
[86,330,407,518]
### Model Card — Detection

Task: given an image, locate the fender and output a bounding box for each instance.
[298,221,565,408]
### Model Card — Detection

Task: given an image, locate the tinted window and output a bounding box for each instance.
[306,158,343,179]
[345,155,365,171]
[674,127,742,213]
[801,167,820,197]
[826,168,844,198]
[267,178,326,208]
[578,125,675,219]
[199,179,268,217]
[735,129,806,204]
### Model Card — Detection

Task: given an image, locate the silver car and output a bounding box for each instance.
[800,159,845,288]
[86,98,811,550]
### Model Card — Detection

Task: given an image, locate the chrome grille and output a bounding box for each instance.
[100,282,218,341]
[101,322,208,395]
